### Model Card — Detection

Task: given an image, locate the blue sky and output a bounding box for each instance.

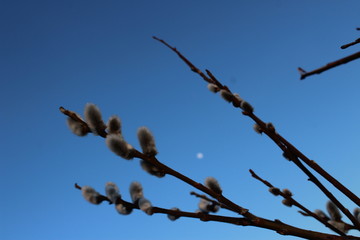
[1,1,360,239]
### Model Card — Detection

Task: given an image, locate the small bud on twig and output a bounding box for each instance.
[82,186,102,205]
[140,160,165,178]
[204,177,222,194]
[137,127,158,156]
[282,189,293,197]
[240,101,254,113]
[328,220,348,234]
[314,209,330,221]
[115,203,133,215]
[220,90,234,103]
[354,208,360,222]
[167,207,181,221]
[207,83,220,93]
[105,182,121,203]
[282,199,293,207]
[269,187,281,196]
[253,123,263,134]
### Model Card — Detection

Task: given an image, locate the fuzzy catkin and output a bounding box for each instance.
[82,186,101,205]
[115,203,133,215]
[107,116,121,134]
[137,127,157,156]
[205,177,222,194]
[354,208,360,221]
[240,101,254,113]
[106,134,134,160]
[269,187,281,196]
[326,201,342,221]
[282,189,293,197]
[129,182,144,203]
[84,103,106,135]
[138,198,152,215]
[207,83,219,93]
[67,117,88,136]
[105,182,121,203]
[220,90,234,103]
[314,209,329,221]
[140,160,165,178]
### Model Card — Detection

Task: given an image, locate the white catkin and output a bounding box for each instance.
[137,127,157,156]
[115,203,132,215]
[240,101,254,113]
[138,198,152,215]
[327,201,342,221]
[105,182,121,203]
[167,207,180,221]
[129,182,144,203]
[328,220,348,234]
[84,103,106,135]
[107,116,121,134]
[233,93,243,103]
[106,134,134,160]
[220,90,234,103]
[207,83,220,93]
[205,177,222,194]
[82,186,101,205]
[67,117,88,136]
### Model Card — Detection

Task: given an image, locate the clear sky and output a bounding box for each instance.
[1,1,360,240]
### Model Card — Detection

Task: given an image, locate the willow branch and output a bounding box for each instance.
[74,184,359,240]
[249,170,347,236]
[151,37,360,226]
[298,51,360,80]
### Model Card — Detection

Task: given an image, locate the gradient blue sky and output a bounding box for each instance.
[1,1,360,239]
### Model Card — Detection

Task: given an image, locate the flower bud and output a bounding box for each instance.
[354,208,360,222]
[82,186,101,205]
[220,90,233,103]
[240,101,254,113]
[115,203,133,215]
[328,220,348,234]
[107,116,121,134]
[84,103,106,135]
[282,199,293,207]
[207,83,220,93]
[106,134,134,160]
[129,182,144,203]
[67,116,88,136]
[314,209,329,221]
[268,187,281,196]
[326,201,342,221]
[253,123,262,134]
[205,177,222,194]
[282,189,293,197]
[138,197,152,215]
[140,160,165,178]
[167,207,181,221]
[137,127,158,156]
[105,182,121,203]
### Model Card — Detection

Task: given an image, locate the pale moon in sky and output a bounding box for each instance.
[196,152,204,159]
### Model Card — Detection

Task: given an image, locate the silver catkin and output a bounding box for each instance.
[105,182,121,203]
[253,123,262,134]
[205,177,222,194]
[140,160,165,178]
[84,103,106,135]
[106,134,134,160]
[82,186,101,205]
[137,127,157,156]
[326,201,342,221]
[328,220,348,234]
[67,117,88,136]
[115,203,133,215]
[129,182,144,203]
[314,209,330,221]
[107,116,121,134]
[138,197,152,215]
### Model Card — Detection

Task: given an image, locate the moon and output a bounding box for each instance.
[196,152,204,159]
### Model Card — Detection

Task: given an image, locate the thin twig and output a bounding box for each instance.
[152,36,360,228]
[190,191,234,211]
[298,51,360,80]
[341,38,360,49]
[249,169,347,236]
